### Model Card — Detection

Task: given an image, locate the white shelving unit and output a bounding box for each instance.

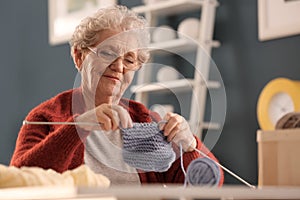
[130,0,220,138]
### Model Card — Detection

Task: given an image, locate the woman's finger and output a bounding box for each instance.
[96,109,113,131]
[167,125,180,142]
[103,108,119,131]
[112,105,133,128]
[163,113,182,136]
[94,104,117,131]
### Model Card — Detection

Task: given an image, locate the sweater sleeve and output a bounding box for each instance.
[10,90,89,173]
[10,113,88,173]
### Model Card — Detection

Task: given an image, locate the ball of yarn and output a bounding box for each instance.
[186,157,220,186]
[121,122,175,172]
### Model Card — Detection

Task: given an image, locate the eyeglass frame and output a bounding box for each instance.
[87,46,142,71]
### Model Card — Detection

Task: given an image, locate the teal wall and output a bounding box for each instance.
[0,0,77,166]
[1,0,300,185]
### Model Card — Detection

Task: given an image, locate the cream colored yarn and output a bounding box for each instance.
[0,164,110,188]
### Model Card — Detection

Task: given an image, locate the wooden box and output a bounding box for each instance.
[257,129,300,186]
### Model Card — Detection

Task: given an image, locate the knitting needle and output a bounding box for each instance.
[23,119,256,188]
[23,120,165,127]
[193,147,256,189]
[23,120,101,126]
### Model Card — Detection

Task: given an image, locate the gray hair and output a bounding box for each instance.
[70,5,150,64]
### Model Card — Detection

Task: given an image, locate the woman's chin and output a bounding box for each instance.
[96,88,122,99]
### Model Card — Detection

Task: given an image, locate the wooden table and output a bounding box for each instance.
[0,185,300,200]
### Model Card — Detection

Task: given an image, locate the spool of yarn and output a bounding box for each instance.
[121,122,175,172]
[186,157,220,186]
[275,112,300,129]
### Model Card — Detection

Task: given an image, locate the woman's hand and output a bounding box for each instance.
[75,104,133,131]
[159,112,196,152]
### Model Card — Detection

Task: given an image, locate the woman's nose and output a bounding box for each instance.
[109,57,124,72]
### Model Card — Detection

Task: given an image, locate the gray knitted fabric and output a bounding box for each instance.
[121,122,176,172]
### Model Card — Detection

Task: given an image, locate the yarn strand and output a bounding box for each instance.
[179,143,188,187]
[192,147,256,189]
[180,143,187,177]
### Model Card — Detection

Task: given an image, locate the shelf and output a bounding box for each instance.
[206,40,221,48]
[202,122,220,130]
[149,38,195,53]
[133,0,221,137]
[132,0,204,15]
[189,120,220,130]
[149,38,220,54]
[130,79,220,93]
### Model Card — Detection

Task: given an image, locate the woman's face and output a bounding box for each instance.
[79,29,140,105]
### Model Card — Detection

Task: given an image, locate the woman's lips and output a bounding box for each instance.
[103,75,120,82]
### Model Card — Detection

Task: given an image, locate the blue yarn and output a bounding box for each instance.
[186,157,221,186]
[121,122,221,185]
[121,122,176,172]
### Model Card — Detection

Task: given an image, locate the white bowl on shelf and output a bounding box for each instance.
[178,18,201,40]
[156,66,179,82]
[152,25,177,43]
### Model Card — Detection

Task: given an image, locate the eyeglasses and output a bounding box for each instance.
[87,46,141,71]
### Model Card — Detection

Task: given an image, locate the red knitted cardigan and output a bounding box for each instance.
[10,88,224,185]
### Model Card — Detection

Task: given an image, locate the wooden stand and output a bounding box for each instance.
[257,129,300,186]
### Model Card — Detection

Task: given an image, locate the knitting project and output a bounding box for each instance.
[121,122,176,172]
[186,157,220,186]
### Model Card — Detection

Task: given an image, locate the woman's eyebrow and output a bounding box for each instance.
[99,42,138,56]
[99,44,115,51]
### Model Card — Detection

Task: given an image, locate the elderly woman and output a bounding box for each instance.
[10,5,223,185]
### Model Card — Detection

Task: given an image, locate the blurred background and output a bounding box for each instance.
[0,0,299,185]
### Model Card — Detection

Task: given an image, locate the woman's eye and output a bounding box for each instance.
[125,59,134,64]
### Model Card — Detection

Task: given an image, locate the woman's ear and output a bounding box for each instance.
[73,48,85,71]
